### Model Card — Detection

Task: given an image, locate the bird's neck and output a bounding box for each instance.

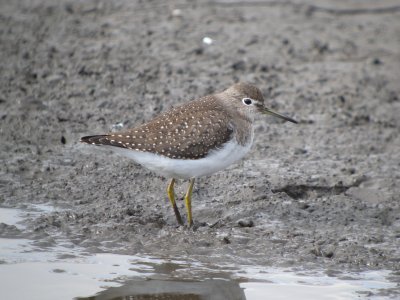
[216,94,254,146]
[232,118,253,146]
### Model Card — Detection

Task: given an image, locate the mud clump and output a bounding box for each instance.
[0,0,399,278]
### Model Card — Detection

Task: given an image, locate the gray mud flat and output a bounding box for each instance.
[1,0,400,299]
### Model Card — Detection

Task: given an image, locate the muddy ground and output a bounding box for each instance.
[1,0,400,295]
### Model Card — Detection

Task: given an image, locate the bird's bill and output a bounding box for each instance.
[263,107,298,124]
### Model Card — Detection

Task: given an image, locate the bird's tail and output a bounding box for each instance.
[80,135,110,145]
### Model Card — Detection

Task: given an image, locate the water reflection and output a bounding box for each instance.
[77,278,246,300]
[1,206,398,300]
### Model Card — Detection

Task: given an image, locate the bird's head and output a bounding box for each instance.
[224,82,298,124]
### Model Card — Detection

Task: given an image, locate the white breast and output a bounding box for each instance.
[109,135,253,179]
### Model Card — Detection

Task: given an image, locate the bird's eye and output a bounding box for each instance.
[242,98,253,105]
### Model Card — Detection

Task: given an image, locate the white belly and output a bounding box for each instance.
[109,138,253,179]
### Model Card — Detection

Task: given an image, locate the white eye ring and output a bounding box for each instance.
[242,98,253,105]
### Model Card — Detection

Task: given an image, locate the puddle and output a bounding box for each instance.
[0,207,25,228]
[239,269,396,300]
[0,204,57,228]
[0,206,397,300]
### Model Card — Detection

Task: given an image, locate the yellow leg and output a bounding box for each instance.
[184,178,195,227]
[167,178,183,226]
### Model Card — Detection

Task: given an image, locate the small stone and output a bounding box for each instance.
[372,58,382,65]
[231,60,246,71]
[52,269,66,273]
[298,202,310,209]
[202,37,213,45]
[260,65,269,72]
[222,236,231,244]
[46,74,64,85]
[294,148,307,155]
[193,47,204,55]
[323,246,335,258]
[238,219,254,227]
[171,9,182,17]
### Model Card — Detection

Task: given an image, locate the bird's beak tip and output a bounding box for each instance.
[263,108,298,124]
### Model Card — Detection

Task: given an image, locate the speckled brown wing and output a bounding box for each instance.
[81,96,234,160]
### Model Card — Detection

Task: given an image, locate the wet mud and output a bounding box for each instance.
[1,0,400,298]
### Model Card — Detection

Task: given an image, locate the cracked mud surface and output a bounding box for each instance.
[1,0,400,294]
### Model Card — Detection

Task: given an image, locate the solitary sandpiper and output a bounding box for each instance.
[81,83,297,226]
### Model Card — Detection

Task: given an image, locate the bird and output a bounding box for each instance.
[80,82,297,227]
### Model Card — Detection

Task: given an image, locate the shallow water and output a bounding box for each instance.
[0,206,397,300]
